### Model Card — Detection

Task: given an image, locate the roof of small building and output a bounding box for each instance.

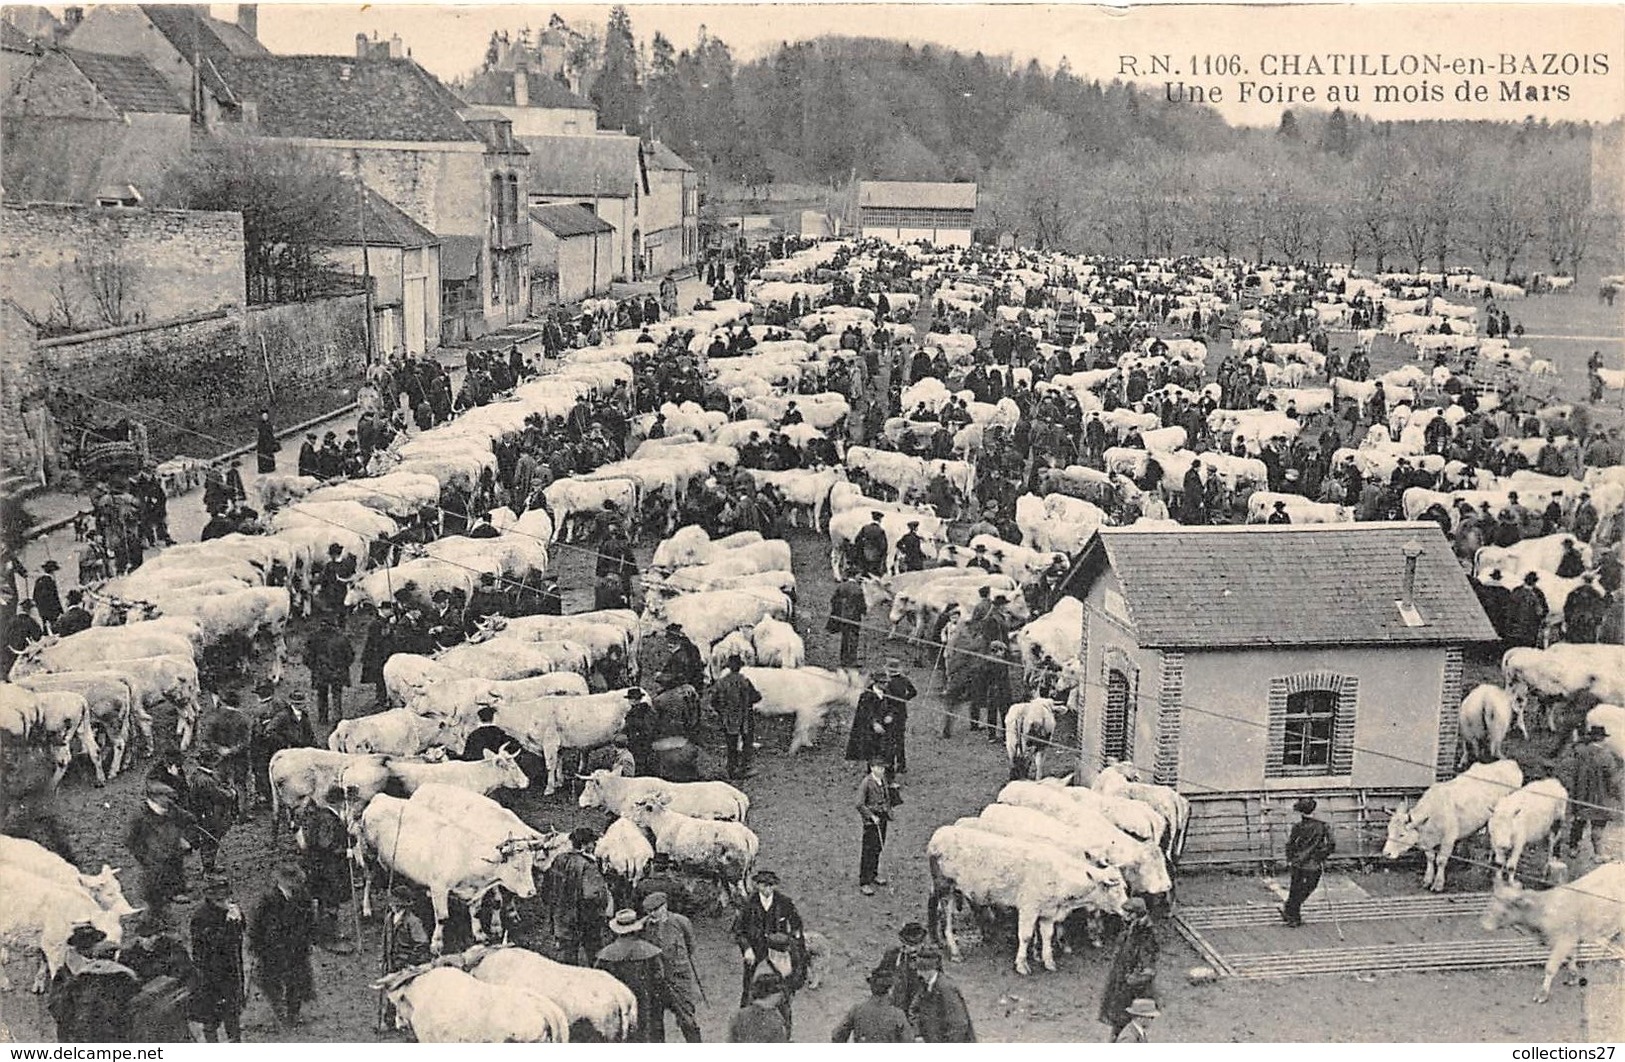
[325,185,439,248]
[643,140,693,173]
[530,202,613,238]
[460,68,596,111]
[521,133,643,197]
[63,49,186,115]
[138,4,269,66]
[1076,522,1496,649]
[857,181,977,211]
[225,55,478,143]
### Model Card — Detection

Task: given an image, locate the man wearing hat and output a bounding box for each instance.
[967,541,997,573]
[252,684,313,812]
[655,623,705,696]
[711,654,761,780]
[303,614,355,725]
[1555,725,1624,859]
[125,778,195,929]
[874,922,929,1013]
[298,433,319,479]
[640,892,704,1041]
[382,886,432,975]
[855,511,890,577]
[594,909,669,1042]
[908,946,975,1042]
[1283,796,1335,928]
[856,757,893,895]
[32,558,62,632]
[636,853,698,919]
[1267,499,1292,524]
[187,746,237,875]
[828,574,869,668]
[47,925,139,1043]
[466,570,509,633]
[1564,573,1607,644]
[54,588,93,637]
[187,875,246,1042]
[1116,998,1160,1042]
[732,870,805,1008]
[1506,570,1549,648]
[360,601,398,709]
[545,827,612,966]
[1099,897,1158,1038]
[727,968,790,1042]
[895,520,927,573]
[833,967,914,1042]
[876,657,917,774]
[248,863,315,1028]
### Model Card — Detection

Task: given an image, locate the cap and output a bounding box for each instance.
[608,909,647,935]
[1293,797,1318,815]
[640,892,669,914]
[666,622,684,634]
[754,870,780,887]
[899,922,928,945]
[286,688,309,705]
[40,560,59,572]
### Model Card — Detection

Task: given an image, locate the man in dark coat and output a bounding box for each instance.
[854,511,890,577]
[655,624,706,695]
[360,602,396,709]
[639,891,703,1041]
[876,658,917,774]
[1555,727,1624,857]
[125,780,195,929]
[732,870,805,1007]
[33,559,63,631]
[1098,897,1158,1039]
[48,927,139,1043]
[54,589,93,637]
[1282,796,1335,927]
[832,968,914,1042]
[256,410,279,474]
[297,433,319,479]
[1565,574,1608,643]
[186,750,237,875]
[828,576,868,668]
[198,691,253,803]
[187,874,246,1042]
[894,520,927,573]
[711,655,761,779]
[248,863,315,1028]
[909,947,975,1042]
[594,909,669,1043]
[1506,571,1550,648]
[545,828,611,965]
[252,686,314,812]
[1475,570,1514,640]
[297,804,353,951]
[873,921,930,1013]
[846,679,893,767]
[856,758,892,896]
[303,617,354,724]
[728,969,790,1042]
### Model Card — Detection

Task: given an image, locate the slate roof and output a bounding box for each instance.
[325,185,439,248]
[64,49,186,114]
[522,133,643,197]
[1078,522,1496,649]
[225,55,478,143]
[439,235,482,281]
[530,202,613,238]
[644,140,693,173]
[858,181,977,210]
[460,68,595,110]
[139,4,268,66]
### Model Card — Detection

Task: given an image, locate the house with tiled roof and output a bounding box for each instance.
[529,203,612,306]
[523,132,646,282]
[1,47,190,205]
[459,66,597,136]
[65,4,268,123]
[642,140,698,276]
[1062,522,1496,865]
[319,186,442,357]
[857,181,977,247]
[223,46,526,340]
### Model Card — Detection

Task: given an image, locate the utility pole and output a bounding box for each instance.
[354,151,375,365]
[592,174,601,295]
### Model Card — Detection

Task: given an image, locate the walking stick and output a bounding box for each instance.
[1318,875,1345,941]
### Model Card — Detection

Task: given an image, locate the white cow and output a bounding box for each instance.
[1383,759,1524,891]
[1488,778,1568,881]
[741,666,866,752]
[1482,863,1625,1003]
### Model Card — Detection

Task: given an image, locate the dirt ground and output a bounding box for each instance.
[5,287,1623,1043]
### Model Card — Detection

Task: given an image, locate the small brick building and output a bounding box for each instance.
[1062,522,1496,865]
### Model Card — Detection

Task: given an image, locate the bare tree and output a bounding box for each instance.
[81,236,132,328]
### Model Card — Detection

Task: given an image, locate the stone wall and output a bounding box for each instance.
[8,294,366,472]
[0,202,245,336]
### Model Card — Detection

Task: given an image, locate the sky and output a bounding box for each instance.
[236,2,1625,127]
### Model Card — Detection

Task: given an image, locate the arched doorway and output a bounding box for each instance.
[1103,667,1135,764]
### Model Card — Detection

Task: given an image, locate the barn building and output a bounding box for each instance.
[1063,522,1497,866]
[856,181,976,247]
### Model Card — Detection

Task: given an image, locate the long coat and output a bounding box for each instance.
[910,974,976,1042]
[593,937,667,1042]
[248,887,315,1004]
[1098,920,1158,1027]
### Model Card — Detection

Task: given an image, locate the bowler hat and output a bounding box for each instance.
[1293,797,1318,815]
[40,560,59,573]
[754,870,780,887]
[1126,998,1161,1019]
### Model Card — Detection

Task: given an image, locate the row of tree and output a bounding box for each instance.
[511,10,1616,277]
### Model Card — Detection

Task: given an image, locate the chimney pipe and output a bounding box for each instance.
[388,33,403,59]
[1401,538,1423,611]
[513,70,528,107]
[236,4,257,40]
[355,33,369,59]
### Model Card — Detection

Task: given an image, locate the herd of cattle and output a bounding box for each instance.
[4,236,1625,1038]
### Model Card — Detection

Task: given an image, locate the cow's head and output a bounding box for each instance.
[1481,882,1532,933]
[628,792,671,824]
[1383,805,1420,859]
[1128,841,1173,897]
[576,770,608,810]
[483,745,528,791]
[81,865,137,917]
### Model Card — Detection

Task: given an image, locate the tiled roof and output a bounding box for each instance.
[325,185,439,248]
[644,140,693,173]
[858,181,977,210]
[1079,522,1496,649]
[522,133,641,197]
[530,202,612,238]
[225,55,478,143]
[139,4,268,67]
[460,68,595,110]
[64,49,186,115]
[439,234,482,281]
